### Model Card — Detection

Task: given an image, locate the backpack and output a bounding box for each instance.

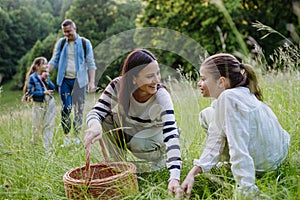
[60,37,87,58]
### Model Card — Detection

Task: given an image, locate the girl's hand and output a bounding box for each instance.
[168,179,183,199]
[181,166,201,198]
[44,90,54,95]
[181,174,195,199]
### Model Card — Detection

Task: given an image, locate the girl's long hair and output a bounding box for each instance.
[23,57,47,94]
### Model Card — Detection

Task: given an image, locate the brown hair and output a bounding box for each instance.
[119,49,158,115]
[23,57,48,94]
[61,19,76,29]
[202,53,263,101]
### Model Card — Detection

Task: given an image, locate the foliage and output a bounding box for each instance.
[237,0,299,57]
[252,21,300,71]
[0,0,61,83]
[10,0,143,89]
[138,0,299,78]
[66,0,142,45]
[0,66,299,199]
[65,0,143,87]
[11,33,59,90]
[1,0,300,89]
[137,0,233,75]
[0,6,12,80]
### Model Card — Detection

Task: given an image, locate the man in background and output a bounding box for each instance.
[49,19,96,146]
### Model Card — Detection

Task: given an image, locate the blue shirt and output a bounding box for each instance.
[49,34,97,88]
[28,73,55,102]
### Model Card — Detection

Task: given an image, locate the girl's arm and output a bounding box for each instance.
[181,165,202,198]
[193,121,226,173]
[47,78,55,91]
[181,120,225,198]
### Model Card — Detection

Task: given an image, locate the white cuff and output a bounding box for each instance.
[169,169,180,181]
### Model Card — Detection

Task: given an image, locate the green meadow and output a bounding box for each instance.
[0,69,299,199]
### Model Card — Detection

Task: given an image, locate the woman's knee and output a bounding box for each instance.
[127,130,165,161]
[129,137,164,161]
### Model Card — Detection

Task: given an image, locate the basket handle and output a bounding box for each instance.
[99,138,109,162]
[85,138,109,184]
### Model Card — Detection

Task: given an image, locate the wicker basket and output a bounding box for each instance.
[63,139,139,200]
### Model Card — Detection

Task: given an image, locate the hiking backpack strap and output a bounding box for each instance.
[81,37,87,58]
[60,38,66,52]
[60,37,87,58]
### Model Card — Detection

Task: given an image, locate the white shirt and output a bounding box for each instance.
[65,41,76,78]
[194,87,290,196]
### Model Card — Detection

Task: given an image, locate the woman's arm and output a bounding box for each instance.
[86,78,119,126]
[158,89,182,181]
[156,88,182,197]
[85,78,120,148]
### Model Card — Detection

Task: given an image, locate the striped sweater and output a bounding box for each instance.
[86,77,182,180]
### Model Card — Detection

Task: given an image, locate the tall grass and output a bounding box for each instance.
[0,65,299,199]
[1,2,299,198]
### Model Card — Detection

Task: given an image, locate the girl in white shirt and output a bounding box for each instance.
[182,53,290,199]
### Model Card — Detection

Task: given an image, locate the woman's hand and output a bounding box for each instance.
[84,120,103,149]
[168,179,183,199]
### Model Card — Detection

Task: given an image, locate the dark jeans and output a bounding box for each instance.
[59,78,86,135]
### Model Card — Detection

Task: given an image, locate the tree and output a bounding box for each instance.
[6,0,71,87]
[138,0,244,77]
[0,1,57,84]
[0,7,13,82]
[13,33,59,89]
[65,0,143,86]
[138,0,299,76]
[65,0,115,45]
[237,0,298,58]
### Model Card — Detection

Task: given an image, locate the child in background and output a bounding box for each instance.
[181,53,290,199]
[27,57,56,155]
[22,58,39,102]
